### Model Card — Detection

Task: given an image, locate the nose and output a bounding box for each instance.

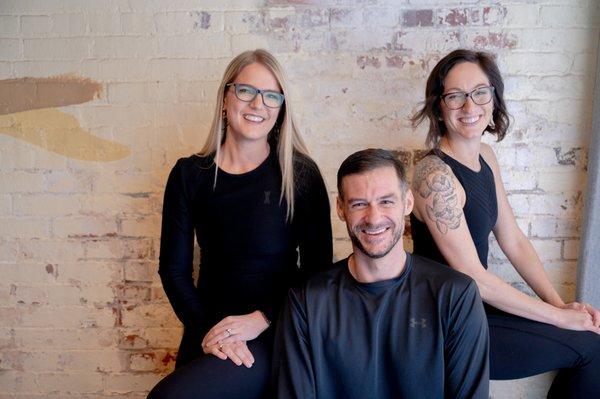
[462,95,477,112]
[249,92,264,109]
[364,205,382,224]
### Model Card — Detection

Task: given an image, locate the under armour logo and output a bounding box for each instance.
[264,191,271,205]
[409,318,427,329]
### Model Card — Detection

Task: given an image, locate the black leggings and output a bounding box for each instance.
[147,333,273,399]
[488,310,600,398]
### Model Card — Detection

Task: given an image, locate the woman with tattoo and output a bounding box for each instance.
[410,49,600,397]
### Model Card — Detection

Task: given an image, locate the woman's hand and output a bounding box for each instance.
[201,311,269,348]
[562,302,600,328]
[203,340,255,368]
[554,306,600,334]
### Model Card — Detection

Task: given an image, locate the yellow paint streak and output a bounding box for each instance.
[0,108,130,162]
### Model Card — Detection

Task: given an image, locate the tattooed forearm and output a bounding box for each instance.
[413,156,463,234]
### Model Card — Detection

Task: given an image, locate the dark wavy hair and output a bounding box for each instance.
[411,49,510,148]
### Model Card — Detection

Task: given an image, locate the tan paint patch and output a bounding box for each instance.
[0,108,130,161]
[0,76,103,115]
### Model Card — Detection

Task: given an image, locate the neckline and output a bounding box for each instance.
[344,252,413,290]
[435,148,483,174]
[216,148,274,178]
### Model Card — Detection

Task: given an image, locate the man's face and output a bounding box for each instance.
[337,166,414,259]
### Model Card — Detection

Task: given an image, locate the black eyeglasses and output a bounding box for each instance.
[226,83,285,108]
[441,86,495,110]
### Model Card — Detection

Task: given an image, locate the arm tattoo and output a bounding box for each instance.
[413,156,463,235]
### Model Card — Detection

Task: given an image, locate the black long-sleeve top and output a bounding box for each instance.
[274,253,489,399]
[158,149,333,336]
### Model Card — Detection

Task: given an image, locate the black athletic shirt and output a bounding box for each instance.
[158,148,333,335]
[273,253,489,399]
[411,149,498,268]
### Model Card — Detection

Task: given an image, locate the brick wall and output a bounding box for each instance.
[0,0,598,397]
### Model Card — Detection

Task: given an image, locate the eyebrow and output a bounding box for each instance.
[347,193,398,203]
[444,83,490,93]
[234,82,282,93]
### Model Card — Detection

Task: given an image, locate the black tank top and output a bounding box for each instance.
[411,149,498,268]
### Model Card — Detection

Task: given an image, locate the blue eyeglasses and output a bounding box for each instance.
[226,83,285,108]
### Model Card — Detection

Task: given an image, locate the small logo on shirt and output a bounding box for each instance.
[409,318,427,329]
[264,190,271,205]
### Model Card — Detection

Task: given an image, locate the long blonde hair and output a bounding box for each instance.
[199,49,310,220]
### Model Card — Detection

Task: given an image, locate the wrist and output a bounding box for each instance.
[549,306,566,326]
[255,310,271,329]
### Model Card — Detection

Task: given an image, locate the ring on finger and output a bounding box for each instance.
[226,328,233,337]
[218,343,224,351]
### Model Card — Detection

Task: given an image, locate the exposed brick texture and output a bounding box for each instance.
[0,0,598,397]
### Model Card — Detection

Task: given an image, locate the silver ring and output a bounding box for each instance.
[226,328,232,337]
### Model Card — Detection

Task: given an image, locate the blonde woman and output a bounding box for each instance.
[148,49,332,398]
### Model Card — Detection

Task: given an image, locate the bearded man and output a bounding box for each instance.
[273,148,489,399]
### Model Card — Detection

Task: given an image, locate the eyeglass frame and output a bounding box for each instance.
[440,86,495,110]
[226,83,285,108]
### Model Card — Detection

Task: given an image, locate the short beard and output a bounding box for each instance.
[348,221,404,259]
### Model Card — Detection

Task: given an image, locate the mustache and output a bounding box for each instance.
[354,222,394,232]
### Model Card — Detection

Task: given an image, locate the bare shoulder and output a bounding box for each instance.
[480,143,500,171]
[412,155,458,198]
[412,155,464,235]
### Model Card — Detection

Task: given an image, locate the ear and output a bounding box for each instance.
[336,195,346,222]
[403,189,414,216]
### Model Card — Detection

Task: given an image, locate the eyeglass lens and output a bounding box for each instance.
[232,84,284,108]
[444,87,493,110]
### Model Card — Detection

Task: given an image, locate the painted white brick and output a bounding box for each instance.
[52,216,118,237]
[45,284,115,306]
[19,239,86,262]
[121,303,179,328]
[107,82,150,104]
[519,28,596,53]
[530,216,579,238]
[538,171,586,193]
[17,305,115,328]
[120,12,156,35]
[12,194,81,216]
[86,12,123,35]
[0,194,11,216]
[13,327,119,350]
[502,52,573,75]
[0,39,22,61]
[51,13,86,36]
[91,36,156,58]
[21,15,53,37]
[23,38,89,60]
[104,372,164,394]
[531,239,562,261]
[120,216,161,237]
[56,261,123,284]
[0,16,21,36]
[0,218,50,238]
[540,5,600,27]
[563,239,580,260]
[157,34,230,58]
[503,3,539,27]
[363,7,400,28]
[35,371,104,392]
[570,50,597,75]
[124,261,156,282]
[0,172,46,193]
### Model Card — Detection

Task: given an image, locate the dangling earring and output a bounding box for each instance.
[222,109,227,131]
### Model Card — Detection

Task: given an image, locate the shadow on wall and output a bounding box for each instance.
[0,76,130,161]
